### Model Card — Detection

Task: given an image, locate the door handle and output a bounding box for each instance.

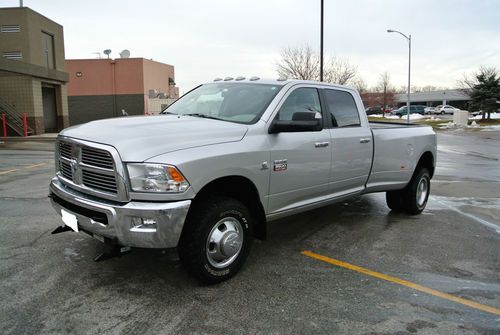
[359,138,371,143]
[315,142,329,148]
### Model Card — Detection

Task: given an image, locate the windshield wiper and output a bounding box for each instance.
[183,113,223,121]
[160,111,176,115]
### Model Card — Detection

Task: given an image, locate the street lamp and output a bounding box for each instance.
[320,0,324,82]
[387,29,411,124]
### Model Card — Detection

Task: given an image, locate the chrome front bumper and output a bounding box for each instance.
[49,177,191,249]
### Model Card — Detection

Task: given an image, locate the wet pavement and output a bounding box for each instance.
[0,130,499,334]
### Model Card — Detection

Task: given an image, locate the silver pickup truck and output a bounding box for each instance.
[49,79,436,283]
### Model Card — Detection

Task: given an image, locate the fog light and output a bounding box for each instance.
[130,217,157,232]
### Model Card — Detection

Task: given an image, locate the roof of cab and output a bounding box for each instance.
[204,77,355,91]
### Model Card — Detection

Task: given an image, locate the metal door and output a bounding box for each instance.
[42,87,57,132]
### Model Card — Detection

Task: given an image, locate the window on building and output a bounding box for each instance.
[0,25,20,33]
[323,89,361,127]
[2,51,22,60]
[41,31,55,69]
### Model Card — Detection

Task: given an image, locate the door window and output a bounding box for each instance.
[277,88,321,121]
[323,89,360,127]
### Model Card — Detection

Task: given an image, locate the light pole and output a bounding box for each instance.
[320,0,324,82]
[387,29,411,124]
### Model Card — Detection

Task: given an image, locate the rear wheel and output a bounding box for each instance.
[402,168,430,215]
[386,190,404,212]
[178,196,253,284]
[386,168,430,215]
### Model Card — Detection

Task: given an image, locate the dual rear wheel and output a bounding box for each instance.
[386,168,430,215]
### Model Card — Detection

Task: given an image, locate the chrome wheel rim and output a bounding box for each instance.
[206,217,243,268]
[416,177,428,207]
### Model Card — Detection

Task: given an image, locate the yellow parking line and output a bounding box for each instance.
[0,169,17,175]
[25,163,46,169]
[301,250,500,316]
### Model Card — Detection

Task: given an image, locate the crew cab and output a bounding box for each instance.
[49,78,437,283]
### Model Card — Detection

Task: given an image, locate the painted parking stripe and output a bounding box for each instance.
[25,163,46,169]
[301,250,500,316]
[0,169,17,175]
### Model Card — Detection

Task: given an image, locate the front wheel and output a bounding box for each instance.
[178,196,253,284]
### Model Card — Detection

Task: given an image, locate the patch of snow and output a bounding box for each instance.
[470,112,500,120]
[468,121,479,128]
[409,113,426,120]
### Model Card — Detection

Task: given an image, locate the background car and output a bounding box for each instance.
[365,106,383,115]
[424,106,435,114]
[433,105,460,115]
[393,105,426,116]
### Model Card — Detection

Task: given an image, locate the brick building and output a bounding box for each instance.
[0,6,69,135]
[66,58,179,125]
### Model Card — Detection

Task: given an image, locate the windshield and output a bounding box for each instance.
[161,82,283,124]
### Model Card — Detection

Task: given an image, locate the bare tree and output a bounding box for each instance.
[276,45,319,80]
[353,77,368,93]
[323,56,358,85]
[276,44,358,85]
[376,72,389,114]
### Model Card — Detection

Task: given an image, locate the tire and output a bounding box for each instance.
[401,168,431,215]
[386,190,404,212]
[178,196,253,284]
[440,111,445,115]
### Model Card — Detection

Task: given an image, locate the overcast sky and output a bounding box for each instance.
[3,0,499,93]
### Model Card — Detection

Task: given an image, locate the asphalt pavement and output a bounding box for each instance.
[0,130,499,334]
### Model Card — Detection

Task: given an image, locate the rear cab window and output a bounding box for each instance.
[323,89,360,127]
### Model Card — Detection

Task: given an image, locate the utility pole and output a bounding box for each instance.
[320,0,324,82]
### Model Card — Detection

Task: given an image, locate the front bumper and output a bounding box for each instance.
[49,177,191,248]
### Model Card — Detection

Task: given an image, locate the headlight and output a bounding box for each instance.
[127,163,189,193]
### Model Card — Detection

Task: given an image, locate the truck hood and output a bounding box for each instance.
[60,115,248,162]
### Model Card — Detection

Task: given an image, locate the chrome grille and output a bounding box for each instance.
[59,161,72,180]
[81,147,114,169]
[59,142,72,159]
[56,138,127,201]
[82,170,117,193]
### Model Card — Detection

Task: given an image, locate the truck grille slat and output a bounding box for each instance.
[81,147,114,169]
[82,173,117,188]
[60,161,72,180]
[59,142,72,159]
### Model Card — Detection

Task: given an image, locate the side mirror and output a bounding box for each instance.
[269,111,322,134]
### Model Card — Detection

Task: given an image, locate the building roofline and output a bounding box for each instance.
[0,7,64,28]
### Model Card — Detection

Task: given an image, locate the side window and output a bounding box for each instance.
[277,87,321,121]
[323,89,360,127]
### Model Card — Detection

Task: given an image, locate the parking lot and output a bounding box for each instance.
[1,131,499,334]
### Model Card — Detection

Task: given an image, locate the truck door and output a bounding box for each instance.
[267,87,331,214]
[322,88,373,195]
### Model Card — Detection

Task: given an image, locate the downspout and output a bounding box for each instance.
[111,60,116,116]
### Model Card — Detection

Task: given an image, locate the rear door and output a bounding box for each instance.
[322,88,373,195]
[267,86,331,214]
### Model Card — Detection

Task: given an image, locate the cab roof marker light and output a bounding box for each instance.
[213,78,223,82]
[249,76,260,81]
[277,77,288,81]
[235,76,245,81]
[223,77,234,81]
